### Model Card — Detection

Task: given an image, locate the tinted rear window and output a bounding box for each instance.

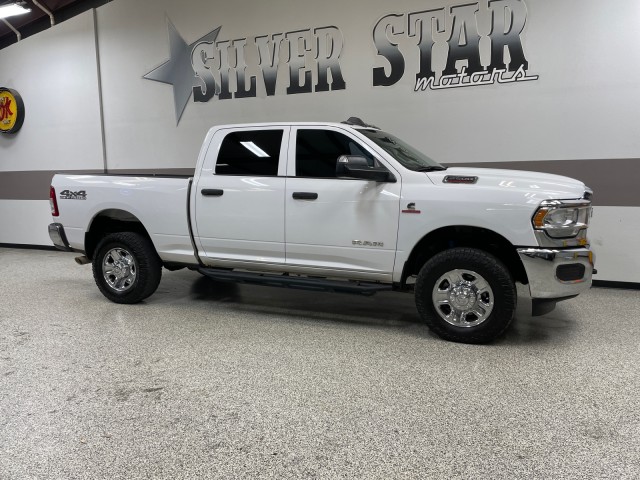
[216,130,283,176]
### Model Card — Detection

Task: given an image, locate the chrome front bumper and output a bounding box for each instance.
[48,223,73,252]
[518,247,594,299]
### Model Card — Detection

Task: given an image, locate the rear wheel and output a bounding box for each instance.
[92,232,162,304]
[415,247,516,343]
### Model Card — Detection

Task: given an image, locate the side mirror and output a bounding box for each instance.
[336,155,396,183]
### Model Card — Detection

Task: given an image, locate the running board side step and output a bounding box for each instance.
[198,268,392,296]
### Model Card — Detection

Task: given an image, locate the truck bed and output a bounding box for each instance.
[50,174,197,265]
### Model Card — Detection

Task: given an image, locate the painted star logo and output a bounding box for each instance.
[143,18,220,124]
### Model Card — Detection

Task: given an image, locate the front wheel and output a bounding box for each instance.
[415,248,516,344]
[92,232,162,304]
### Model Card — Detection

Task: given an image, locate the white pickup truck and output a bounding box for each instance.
[48,118,595,343]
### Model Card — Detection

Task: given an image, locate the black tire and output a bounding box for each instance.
[415,247,516,344]
[92,232,162,304]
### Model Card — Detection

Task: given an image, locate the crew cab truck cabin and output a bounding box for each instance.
[48,118,595,344]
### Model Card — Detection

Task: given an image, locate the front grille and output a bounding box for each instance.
[556,264,586,282]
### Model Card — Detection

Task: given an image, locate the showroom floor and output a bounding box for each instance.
[0,247,638,479]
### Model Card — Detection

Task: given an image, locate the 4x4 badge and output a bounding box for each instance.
[60,190,87,200]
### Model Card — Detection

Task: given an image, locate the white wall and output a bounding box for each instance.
[589,207,640,284]
[94,0,640,166]
[0,11,103,245]
[0,201,51,245]
[0,10,103,171]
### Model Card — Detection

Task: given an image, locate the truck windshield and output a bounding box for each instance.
[358,129,446,172]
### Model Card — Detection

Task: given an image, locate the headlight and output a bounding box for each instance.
[532,199,591,239]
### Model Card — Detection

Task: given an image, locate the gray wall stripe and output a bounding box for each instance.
[0,170,103,200]
[446,158,640,207]
[0,158,637,206]
[0,169,195,200]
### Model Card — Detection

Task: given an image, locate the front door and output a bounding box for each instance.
[284,126,401,281]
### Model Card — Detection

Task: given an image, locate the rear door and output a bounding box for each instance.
[194,127,289,266]
[284,126,401,280]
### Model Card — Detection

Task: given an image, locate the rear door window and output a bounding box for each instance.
[216,130,284,176]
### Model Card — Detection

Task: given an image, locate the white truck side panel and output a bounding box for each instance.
[53,175,196,264]
[192,126,290,266]
[283,125,402,281]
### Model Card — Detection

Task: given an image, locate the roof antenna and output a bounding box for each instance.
[342,117,380,129]
[346,117,366,127]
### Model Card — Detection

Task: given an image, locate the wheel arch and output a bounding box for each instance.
[401,225,528,287]
[85,209,153,260]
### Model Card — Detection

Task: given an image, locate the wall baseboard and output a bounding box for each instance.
[592,280,640,290]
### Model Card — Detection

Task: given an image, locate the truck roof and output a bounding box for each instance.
[208,120,381,133]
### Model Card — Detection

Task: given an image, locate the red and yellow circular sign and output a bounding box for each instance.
[0,88,25,134]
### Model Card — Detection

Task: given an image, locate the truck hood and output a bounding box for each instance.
[427,167,590,200]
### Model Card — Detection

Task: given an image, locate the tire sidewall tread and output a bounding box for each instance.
[92,232,162,304]
[415,247,517,344]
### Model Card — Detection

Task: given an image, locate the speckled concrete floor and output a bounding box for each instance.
[0,247,638,479]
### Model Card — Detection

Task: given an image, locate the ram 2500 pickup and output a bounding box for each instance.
[48,118,595,343]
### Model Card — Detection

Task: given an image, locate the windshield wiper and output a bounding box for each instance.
[416,166,448,172]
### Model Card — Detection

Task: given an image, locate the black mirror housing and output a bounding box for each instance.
[336,155,396,182]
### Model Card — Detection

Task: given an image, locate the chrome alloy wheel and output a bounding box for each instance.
[102,247,137,292]
[432,269,494,327]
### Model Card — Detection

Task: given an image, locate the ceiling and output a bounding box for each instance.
[0,0,110,50]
